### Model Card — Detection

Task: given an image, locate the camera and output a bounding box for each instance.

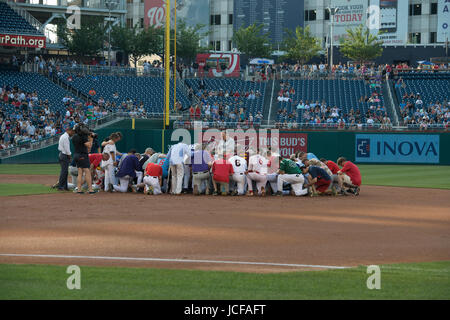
[74,123,91,137]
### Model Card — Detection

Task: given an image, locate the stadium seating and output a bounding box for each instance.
[60,74,190,114]
[394,72,450,107]
[0,2,42,35]
[0,71,72,111]
[276,79,385,124]
[185,78,266,118]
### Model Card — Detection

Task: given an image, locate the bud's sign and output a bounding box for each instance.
[199,130,307,157]
[144,0,165,28]
[355,134,439,163]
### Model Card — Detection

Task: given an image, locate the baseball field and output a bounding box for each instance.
[0,164,449,300]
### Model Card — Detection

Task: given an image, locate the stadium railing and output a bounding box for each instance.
[0,112,182,159]
[173,120,448,132]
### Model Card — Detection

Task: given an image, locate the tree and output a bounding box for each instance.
[57,19,106,56]
[173,20,208,63]
[232,23,272,58]
[340,25,384,64]
[282,26,322,64]
[111,25,163,66]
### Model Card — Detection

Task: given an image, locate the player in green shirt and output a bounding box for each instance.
[277,157,308,196]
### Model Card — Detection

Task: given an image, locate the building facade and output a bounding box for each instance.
[208,0,447,52]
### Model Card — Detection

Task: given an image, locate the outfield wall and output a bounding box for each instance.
[1,123,449,165]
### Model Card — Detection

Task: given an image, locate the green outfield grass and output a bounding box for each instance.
[0,261,449,300]
[0,183,57,197]
[0,164,59,176]
[358,165,450,189]
[2,164,449,190]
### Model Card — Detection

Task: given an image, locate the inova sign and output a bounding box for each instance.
[355,134,440,163]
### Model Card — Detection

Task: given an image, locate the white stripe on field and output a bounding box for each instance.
[0,253,350,269]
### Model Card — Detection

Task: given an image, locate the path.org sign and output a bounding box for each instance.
[355,134,440,163]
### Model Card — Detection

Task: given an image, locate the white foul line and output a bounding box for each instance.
[0,253,350,270]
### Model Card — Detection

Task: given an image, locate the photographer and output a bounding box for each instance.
[91,132,101,154]
[72,124,97,194]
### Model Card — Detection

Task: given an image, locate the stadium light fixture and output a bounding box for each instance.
[105,0,119,69]
[327,7,339,68]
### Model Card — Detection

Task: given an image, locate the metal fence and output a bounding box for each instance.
[173,120,448,133]
[0,112,182,159]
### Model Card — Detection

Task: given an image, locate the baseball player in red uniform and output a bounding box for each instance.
[337,157,362,196]
[212,155,234,196]
[143,162,163,195]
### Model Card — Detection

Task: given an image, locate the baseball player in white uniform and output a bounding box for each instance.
[246,150,269,196]
[215,131,235,159]
[266,150,280,194]
[229,154,247,196]
[168,142,190,195]
[101,133,121,191]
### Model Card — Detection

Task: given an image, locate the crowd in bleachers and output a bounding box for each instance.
[182,78,266,128]
[0,84,97,150]
[394,75,449,130]
[275,77,392,130]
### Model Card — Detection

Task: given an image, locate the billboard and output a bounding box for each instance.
[0,34,46,49]
[233,0,304,46]
[437,0,450,42]
[195,53,240,78]
[331,0,367,44]
[369,0,409,45]
[144,0,165,28]
[198,130,307,158]
[144,0,209,46]
[355,134,440,163]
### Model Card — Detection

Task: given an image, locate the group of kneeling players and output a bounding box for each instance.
[59,129,361,197]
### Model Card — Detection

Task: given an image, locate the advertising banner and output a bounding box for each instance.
[437,0,450,42]
[144,0,165,28]
[332,0,367,44]
[355,134,440,163]
[144,0,209,46]
[198,129,307,158]
[369,0,409,45]
[0,33,46,49]
[195,53,240,78]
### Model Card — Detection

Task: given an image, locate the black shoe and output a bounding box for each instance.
[276,191,283,196]
[353,187,360,196]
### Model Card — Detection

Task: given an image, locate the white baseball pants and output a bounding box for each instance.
[246,172,267,194]
[266,173,278,193]
[170,164,184,194]
[277,174,308,196]
[104,164,115,192]
[113,176,131,193]
[192,171,211,193]
[143,176,162,195]
[231,173,246,195]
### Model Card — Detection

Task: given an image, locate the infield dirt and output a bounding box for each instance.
[0,183,449,273]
